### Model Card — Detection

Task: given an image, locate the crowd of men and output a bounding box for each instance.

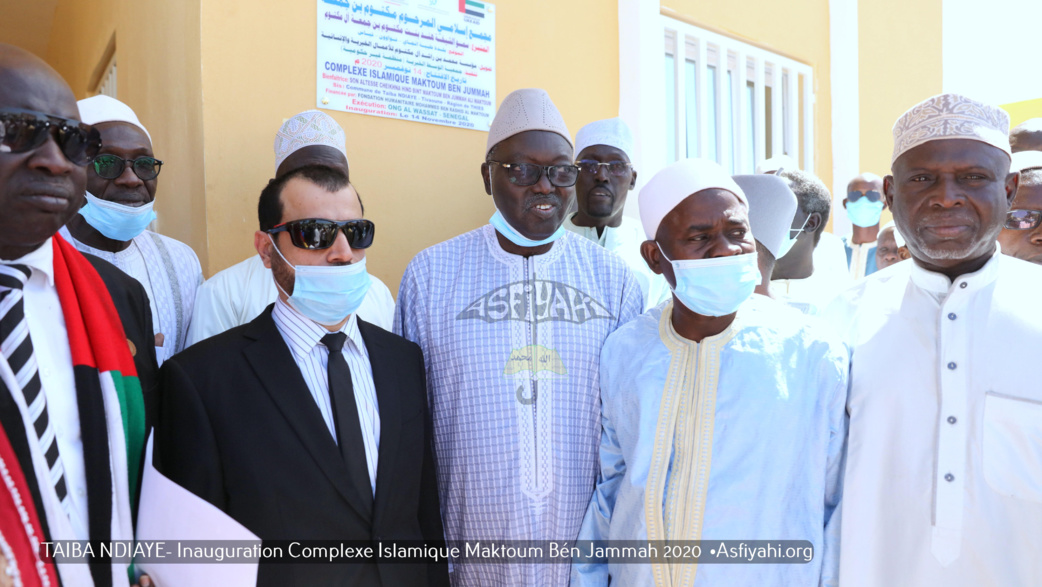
[1,39,1041,587]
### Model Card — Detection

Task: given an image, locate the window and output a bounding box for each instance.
[662,17,814,174]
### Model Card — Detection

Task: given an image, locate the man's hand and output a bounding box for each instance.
[133,573,154,587]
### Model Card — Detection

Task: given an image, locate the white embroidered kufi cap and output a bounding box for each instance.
[754,154,799,174]
[77,95,152,144]
[1012,150,1042,173]
[574,117,635,161]
[732,174,798,258]
[486,88,572,157]
[273,110,348,172]
[881,220,906,248]
[638,158,747,239]
[891,93,1011,165]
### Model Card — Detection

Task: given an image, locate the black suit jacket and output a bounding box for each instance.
[0,250,157,548]
[156,306,448,587]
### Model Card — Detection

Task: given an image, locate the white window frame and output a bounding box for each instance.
[661,16,814,175]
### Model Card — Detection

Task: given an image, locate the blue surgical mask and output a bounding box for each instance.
[79,191,157,241]
[777,214,811,259]
[268,234,371,326]
[658,244,760,317]
[846,198,885,228]
[489,210,565,249]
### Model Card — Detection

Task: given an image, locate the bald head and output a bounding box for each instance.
[0,43,87,260]
[1010,118,1042,153]
[846,172,883,193]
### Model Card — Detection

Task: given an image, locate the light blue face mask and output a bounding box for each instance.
[489,210,565,249]
[268,234,371,326]
[79,191,157,241]
[777,214,811,259]
[658,244,761,317]
[846,198,885,228]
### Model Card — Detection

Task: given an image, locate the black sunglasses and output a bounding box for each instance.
[92,154,163,181]
[575,160,632,177]
[488,160,579,187]
[847,189,882,203]
[1005,209,1042,231]
[0,108,101,166]
[267,218,375,250]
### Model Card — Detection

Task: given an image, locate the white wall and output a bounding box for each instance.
[942,0,1042,106]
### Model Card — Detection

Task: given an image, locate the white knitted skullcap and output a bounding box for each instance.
[1012,150,1042,173]
[639,158,747,239]
[273,110,347,172]
[486,89,572,157]
[755,154,799,174]
[733,174,798,258]
[574,118,634,161]
[892,93,1011,165]
[77,95,151,144]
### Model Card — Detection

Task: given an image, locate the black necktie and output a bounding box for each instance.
[321,332,373,512]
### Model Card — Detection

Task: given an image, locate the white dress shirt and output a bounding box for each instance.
[2,238,89,540]
[826,251,1042,586]
[271,298,380,494]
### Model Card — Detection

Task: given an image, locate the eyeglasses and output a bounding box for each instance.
[847,189,882,203]
[1005,209,1042,230]
[576,160,632,177]
[92,154,163,181]
[0,108,101,166]
[266,218,375,250]
[487,161,579,187]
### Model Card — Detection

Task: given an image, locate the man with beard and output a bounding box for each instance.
[827,93,1042,586]
[564,118,669,309]
[394,89,643,586]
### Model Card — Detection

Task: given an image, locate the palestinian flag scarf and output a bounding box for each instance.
[50,235,143,587]
[0,422,59,587]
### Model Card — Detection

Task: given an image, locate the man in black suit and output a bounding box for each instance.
[0,43,157,586]
[156,165,447,586]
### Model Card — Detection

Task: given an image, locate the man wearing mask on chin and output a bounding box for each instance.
[156,165,447,586]
[62,96,202,365]
[572,158,848,587]
[841,172,887,280]
[395,88,643,587]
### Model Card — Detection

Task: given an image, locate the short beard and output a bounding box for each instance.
[270,243,296,295]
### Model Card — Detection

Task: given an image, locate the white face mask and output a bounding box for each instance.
[777,214,811,259]
[657,244,761,317]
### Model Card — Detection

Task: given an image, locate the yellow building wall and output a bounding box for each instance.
[197,0,619,292]
[1002,97,1042,128]
[44,0,209,271]
[662,0,835,197]
[858,0,943,179]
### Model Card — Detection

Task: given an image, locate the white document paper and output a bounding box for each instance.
[135,434,260,586]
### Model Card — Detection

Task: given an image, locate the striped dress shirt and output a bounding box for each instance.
[271,298,380,494]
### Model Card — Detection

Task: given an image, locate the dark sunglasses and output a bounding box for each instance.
[847,189,882,203]
[576,160,632,177]
[1005,209,1042,231]
[0,108,101,166]
[92,154,163,181]
[488,161,579,187]
[267,218,375,250]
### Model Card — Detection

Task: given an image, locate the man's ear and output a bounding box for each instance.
[255,231,274,269]
[883,175,896,209]
[481,162,493,195]
[629,169,638,190]
[640,240,663,275]
[804,212,823,234]
[842,200,848,210]
[1005,171,1021,208]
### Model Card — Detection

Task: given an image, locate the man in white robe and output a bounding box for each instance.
[61,95,202,365]
[564,118,669,309]
[394,89,644,587]
[827,93,1042,586]
[571,158,848,587]
[185,110,394,346]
